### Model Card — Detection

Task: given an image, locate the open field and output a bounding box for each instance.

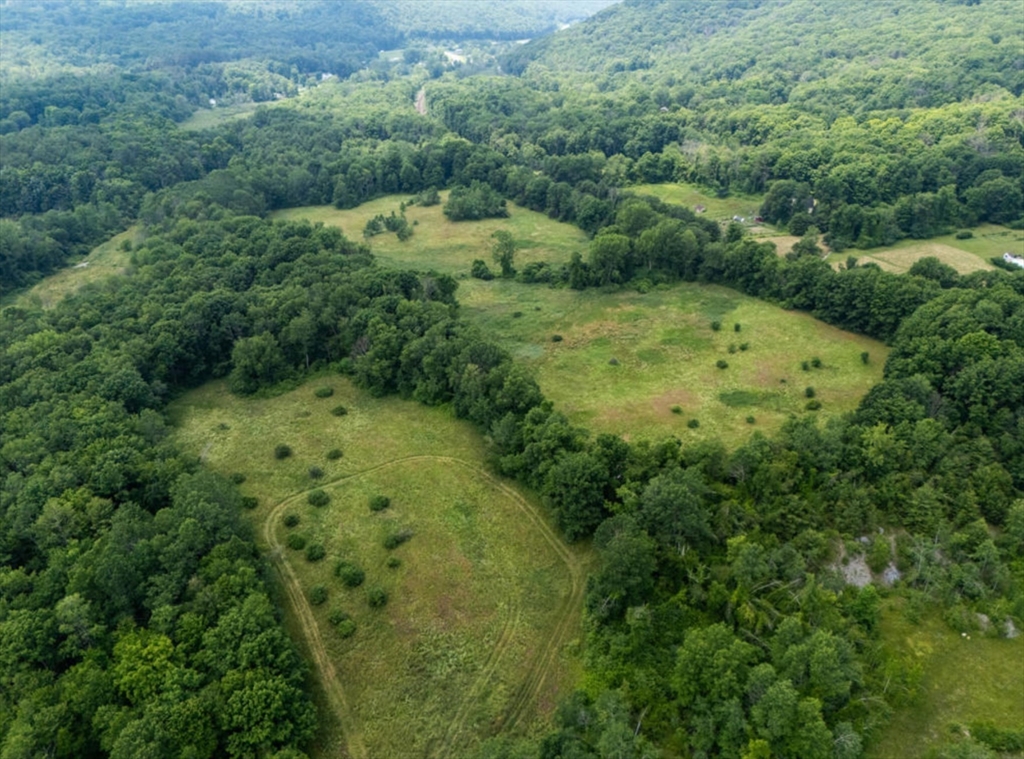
[168,377,588,759]
[458,280,888,446]
[631,181,765,222]
[276,202,887,446]
[1,226,139,309]
[273,193,589,275]
[868,600,1024,759]
[828,224,1023,274]
[178,101,265,131]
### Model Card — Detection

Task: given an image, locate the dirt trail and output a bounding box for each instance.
[263,455,584,759]
[414,87,427,116]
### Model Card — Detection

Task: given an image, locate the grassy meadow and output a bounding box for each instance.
[273,192,589,275]
[168,377,588,759]
[178,101,264,131]
[459,280,888,446]
[275,199,887,446]
[1,226,139,309]
[631,181,765,222]
[833,223,1022,275]
[868,600,1024,758]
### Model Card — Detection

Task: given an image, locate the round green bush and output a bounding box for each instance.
[315,386,334,398]
[512,311,523,318]
[387,556,402,569]
[274,444,292,460]
[230,472,246,484]
[369,495,391,512]
[710,320,721,331]
[734,323,741,332]
[671,405,683,415]
[801,360,810,371]
[687,418,700,429]
[336,618,357,638]
[309,466,324,480]
[307,489,330,507]
[715,359,728,369]
[727,344,737,354]
[805,386,816,398]
[283,514,300,528]
[328,608,350,626]
[240,496,259,510]
[955,229,973,239]
[326,448,343,460]
[739,342,750,351]
[811,356,822,368]
[335,561,366,588]
[805,399,822,411]
[305,544,326,562]
[308,585,328,606]
[746,416,756,424]
[330,405,348,417]
[366,587,388,608]
[861,351,870,365]
[286,534,306,550]
[551,334,563,343]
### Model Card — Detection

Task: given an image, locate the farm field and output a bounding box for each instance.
[273,193,588,275]
[631,181,766,222]
[276,201,888,446]
[168,377,588,759]
[1,225,139,309]
[827,223,1022,274]
[868,600,1024,759]
[178,100,265,130]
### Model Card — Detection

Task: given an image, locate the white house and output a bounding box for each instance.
[1002,252,1024,269]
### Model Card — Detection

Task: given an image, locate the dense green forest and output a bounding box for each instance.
[2,1,1022,758]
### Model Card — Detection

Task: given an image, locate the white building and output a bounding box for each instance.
[1002,252,1024,269]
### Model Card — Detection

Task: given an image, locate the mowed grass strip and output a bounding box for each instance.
[272,193,589,275]
[457,280,888,447]
[828,223,1022,274]
[168,377,587,758]
[867,600,1024,759]
[3,225,139,309]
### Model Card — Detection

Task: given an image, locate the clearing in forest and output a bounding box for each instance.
[276,200,887,447]
[868,599,1024,758]
[631,181,766,222]
[168,378,588,759]
[272,192,589,275]
[2,226,140,309]
[458,280,888,446]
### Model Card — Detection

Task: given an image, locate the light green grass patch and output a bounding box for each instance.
[827,224,1023,275]
[168,377,588,759]
[272,195,589,276]
[631,182,766,222]
[178,101,264,131]
[457,280,888,447]
[868,599,1024,759]
[2,226,140,309]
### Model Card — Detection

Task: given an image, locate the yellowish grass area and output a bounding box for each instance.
[3,226,139,309]
[272,193,589,275]
[868,600,1024,758]
[871,243,995,274]
[178,101,264,131]
[168,377,589,759]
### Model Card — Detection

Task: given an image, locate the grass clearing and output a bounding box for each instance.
[272,193,589,276]
[275,201,886,447]
[457,279,887,447]
[868,599,1024,758]
[631,181,766,222]
[827,224,1023,274]
[178,101,265,131]
[2,226,139,309]
[169,377,588,759]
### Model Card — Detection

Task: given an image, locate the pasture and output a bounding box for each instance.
[829,224,1022,274]
[168,377,588,759]
[868,600,1024,758]
[630,181,765,222]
